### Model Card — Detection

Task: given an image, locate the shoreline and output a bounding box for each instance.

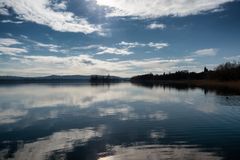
[162,80,240,90]
[131,80,240,95]
[153,80,240,90]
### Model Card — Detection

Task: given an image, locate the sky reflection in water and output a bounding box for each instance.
[0,83,240,160]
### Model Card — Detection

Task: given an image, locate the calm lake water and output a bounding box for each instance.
[0,83,240,160]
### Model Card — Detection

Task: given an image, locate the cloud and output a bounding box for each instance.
[71,44,134,55]
[0,19,24,24]
[0,0,103,34]
[0,46,28,55]
[34,42,61,53]
[52,0,67,10]
[119,41,169,50]
[146,22,166,30]
[72,45,102,50]
[0,38,22,46]
[0,38,27,55]
[63,41,169,56]
[96,0,233,18]
[19,35,67,53]
[118,41,146,48]
[193,48,218,57]
[148,42,169,49]
[95,41,168,55]
[223,55,240,61]
[96,46,133,55]
[0,3,10,15]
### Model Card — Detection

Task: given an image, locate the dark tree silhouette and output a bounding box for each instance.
[131,61,240,83]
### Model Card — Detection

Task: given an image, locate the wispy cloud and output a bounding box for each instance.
[0,19,24,24]
[96,0,233,18]
[70,41,169,56]
[0,46,27,56]
[146,22,166,30]
[192,48,218,57]
[71,44,133,55]
[0,36,165,56]
[0,38,21,46]
[118,41,146,48]
[0,38,27,55]
[223,55,240,61]
[148,42,169,49]
[96,46,133,55]
[19,35,67,53]
[119,41,169,50]
[71,45,102,50]
[34,42,61,53]
[0,0,103,34]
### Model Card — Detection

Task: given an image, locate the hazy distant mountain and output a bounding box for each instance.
[0,75,127,84]
[38,75,91,80]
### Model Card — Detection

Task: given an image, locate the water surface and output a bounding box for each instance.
[0,83,240,160]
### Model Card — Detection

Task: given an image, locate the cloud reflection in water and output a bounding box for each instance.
[1,126,105,160]
[98,144,222,160]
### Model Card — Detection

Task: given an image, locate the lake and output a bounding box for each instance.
[0,83,240,160]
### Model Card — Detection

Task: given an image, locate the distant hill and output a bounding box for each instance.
[0,75,127,84]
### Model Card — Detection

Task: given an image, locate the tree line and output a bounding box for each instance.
[90,75,124,83]
[131,61,240,82]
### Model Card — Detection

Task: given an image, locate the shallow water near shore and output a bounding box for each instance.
[0,83,240,160]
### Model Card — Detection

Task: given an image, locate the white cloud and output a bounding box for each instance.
[52,0,67,10]
[1,19,24,24]
[146,22,166,30]
[72,43,135,55]
[223,55,240,61]
[96,46,133,55]
[34,42,60,53]
[119,41,169,50]
[0,0,103,34]
[0,38,22,46]
[148,42,169,49]
[0,38,27,55]
[96,0,233,18]
[0,46,28,55]
[193,48,218,57]
[118,41,146,48]
[68,41,169,56]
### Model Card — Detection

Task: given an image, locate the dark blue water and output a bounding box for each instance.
[0,83,240,160]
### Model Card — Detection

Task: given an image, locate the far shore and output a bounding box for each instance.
[134,80,240,90]
[164,80,240,89]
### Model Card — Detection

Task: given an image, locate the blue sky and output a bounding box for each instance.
[0,0,240,77]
